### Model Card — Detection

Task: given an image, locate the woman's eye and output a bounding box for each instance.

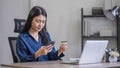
[36,20,46,23]
[35,20,39,23]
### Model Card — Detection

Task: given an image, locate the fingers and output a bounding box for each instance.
[46,45,53,52]
[61,41,68,49]
[43,45,53,53]
[59,41,68,52]
[39,45,53,54]
[47,44,53,48]
[35,45,53,58]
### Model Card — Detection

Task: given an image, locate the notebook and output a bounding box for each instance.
[61,40,109,65]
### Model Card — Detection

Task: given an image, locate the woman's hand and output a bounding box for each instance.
[35,45,53,59]
[58,41,68,56]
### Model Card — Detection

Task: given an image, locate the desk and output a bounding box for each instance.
[1,61,120,68]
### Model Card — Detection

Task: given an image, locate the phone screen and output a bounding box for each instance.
[46,41,55,46]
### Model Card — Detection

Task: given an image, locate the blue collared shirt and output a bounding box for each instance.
[16,32,64,62]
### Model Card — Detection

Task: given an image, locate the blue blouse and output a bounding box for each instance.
[16,32,64,62]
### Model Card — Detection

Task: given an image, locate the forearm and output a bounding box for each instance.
[35,50,43,59]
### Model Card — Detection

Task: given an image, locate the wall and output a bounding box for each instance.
[30,0,105,60]
[0,0,30,64]
[104,0,120,9]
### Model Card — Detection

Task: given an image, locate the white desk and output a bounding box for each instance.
[1,61,120,68]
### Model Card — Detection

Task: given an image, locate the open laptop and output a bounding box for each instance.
[61,40,109,65]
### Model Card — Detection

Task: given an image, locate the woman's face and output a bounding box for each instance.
[30,15,46,32]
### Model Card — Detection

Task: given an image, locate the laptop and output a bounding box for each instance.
[61,40,109,65]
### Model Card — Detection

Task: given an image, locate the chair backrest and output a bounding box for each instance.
[8,37,20,63]
[14,18,26,33]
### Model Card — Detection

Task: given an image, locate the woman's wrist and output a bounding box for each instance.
[35,51,42,59]
[35,51,39,59]
[58,48,63,56]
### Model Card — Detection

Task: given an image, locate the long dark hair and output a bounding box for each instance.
[21,6,49,44]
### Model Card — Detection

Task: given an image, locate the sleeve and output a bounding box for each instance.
[48,47,65,60]
[16,35,36,62]
[46,33,65,60]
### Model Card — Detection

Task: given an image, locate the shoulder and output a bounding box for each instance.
[17,32,30,39]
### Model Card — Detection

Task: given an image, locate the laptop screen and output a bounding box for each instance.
[79,40,108,64]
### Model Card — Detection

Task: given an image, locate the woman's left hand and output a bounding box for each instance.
[58,41,68,56]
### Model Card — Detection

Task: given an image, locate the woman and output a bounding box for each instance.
[16,6,67,62]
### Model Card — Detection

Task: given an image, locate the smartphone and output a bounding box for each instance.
[46,41,55,46]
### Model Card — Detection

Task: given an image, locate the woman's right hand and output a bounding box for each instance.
[35,45,53,59]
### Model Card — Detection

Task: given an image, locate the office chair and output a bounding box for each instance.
[14,18,26,33]
[8,37,20,63]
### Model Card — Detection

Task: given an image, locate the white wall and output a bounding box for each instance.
[104,0,120,9]
[30,0,105,60]
[0,0,30,64]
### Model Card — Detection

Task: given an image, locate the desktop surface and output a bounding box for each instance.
[108,66,120,68]
[1,61,120,68]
